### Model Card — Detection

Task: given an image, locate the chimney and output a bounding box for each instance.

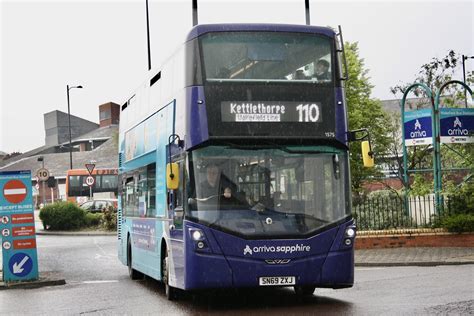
[99,102,120,127]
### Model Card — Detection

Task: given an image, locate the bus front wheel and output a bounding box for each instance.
[162,248,179,300]
[127,237,144,280]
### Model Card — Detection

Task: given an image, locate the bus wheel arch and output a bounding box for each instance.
[127,233,144,280]
[161,239,179,300]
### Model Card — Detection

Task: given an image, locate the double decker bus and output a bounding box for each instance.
[118,23,373,299]
[66,168,118,203]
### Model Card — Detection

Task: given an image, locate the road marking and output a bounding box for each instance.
[356,267,386,271]
[82,280,119,284]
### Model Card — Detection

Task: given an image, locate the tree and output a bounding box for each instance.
[344,42,392,197]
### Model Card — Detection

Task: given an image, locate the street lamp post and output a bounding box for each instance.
[462,55,474,108]
[37,156,45,206]
[67,85,83,169]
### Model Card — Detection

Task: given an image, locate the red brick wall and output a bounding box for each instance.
[356,233,474,249]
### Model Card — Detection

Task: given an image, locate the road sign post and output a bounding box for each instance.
[85,175,95,199]
[0,170,39,283]
[37,168,49,206]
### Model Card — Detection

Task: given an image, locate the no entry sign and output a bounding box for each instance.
[3,179,27,204]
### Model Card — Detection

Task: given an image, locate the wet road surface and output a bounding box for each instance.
[0,235,472,315]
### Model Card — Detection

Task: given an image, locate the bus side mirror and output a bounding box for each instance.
[361,140,374,168]
[166,163,180,190]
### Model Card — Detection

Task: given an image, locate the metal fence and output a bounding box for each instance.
[352,194,469,230]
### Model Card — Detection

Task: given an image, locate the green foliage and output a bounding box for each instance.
[39,202,87,230]
[410,174,432,196]
[441,214,474,232]
[39,201,114,231]
[85,212,102,227]
[446,181,474,214]
[344,42,392,196]
[101,205,117,231]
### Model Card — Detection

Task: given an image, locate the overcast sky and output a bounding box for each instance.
[1,0,472,153]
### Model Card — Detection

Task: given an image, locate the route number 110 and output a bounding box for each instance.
[296,103,320,122]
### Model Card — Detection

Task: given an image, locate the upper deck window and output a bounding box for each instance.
[200,32,333,83]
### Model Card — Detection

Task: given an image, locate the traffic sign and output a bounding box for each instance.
[85,176,95,187]
[0,170,39,283]
[3,241,11,250]
[85,163,96,175]
[9,253,33,277]
[1,215,9,224]
[3,179,27,204]
[37,168,50,181]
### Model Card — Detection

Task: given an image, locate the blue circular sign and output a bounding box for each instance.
[8,252,33,277]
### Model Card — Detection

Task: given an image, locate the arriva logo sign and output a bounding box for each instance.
[243,244,311,255]
[411,119,427,138]
[448,117,469,136]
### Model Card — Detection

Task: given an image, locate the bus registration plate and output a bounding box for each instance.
[259,276,295,286]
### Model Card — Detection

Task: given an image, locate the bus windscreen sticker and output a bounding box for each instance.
[221,101,322,123]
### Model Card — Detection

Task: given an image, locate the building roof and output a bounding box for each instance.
[0,137,118,178]
[65,124,118,145]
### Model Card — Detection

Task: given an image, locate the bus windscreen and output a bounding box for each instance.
[201,32,333,83]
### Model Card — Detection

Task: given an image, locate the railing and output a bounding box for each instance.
[352,194,467,230]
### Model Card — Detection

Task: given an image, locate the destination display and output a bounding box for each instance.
[221,101,322,123]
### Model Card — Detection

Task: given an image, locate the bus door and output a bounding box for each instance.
[167,156,185,289]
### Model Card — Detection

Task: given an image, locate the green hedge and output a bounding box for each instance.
[39,201,88,230]
[442,214,474,233]
[39,202,86,230]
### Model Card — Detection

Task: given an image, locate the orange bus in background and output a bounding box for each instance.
[65,169,118,203]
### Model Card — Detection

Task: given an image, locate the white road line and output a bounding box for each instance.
[356,267,386,271]
[82,280,119,284]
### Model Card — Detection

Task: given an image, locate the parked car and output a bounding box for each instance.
[79,199,117,213]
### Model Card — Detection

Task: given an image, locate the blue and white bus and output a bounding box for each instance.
[118,23,373,299]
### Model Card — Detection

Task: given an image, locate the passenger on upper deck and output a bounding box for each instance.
[314,59,330,81]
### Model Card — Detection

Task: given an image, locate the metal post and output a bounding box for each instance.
[305,0,310,25]
[67,85,73,169]
[434,80,473,212]
[146,0,152,71]
[66,85,83,170]
[192,0,198,26]
[401,83,433,215]
[462,55,467,108]
[41,160,46,206]
[89,186,93,200]
[462,55,474,108]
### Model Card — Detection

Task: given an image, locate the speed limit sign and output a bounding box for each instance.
[37,168,50,181]
[85,176,95,187]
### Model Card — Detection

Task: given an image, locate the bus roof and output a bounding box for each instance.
[185,23,336,42]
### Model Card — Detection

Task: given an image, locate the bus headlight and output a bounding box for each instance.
[192,230,203,241]
[345,227,355,238]
[189,228,209,252]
